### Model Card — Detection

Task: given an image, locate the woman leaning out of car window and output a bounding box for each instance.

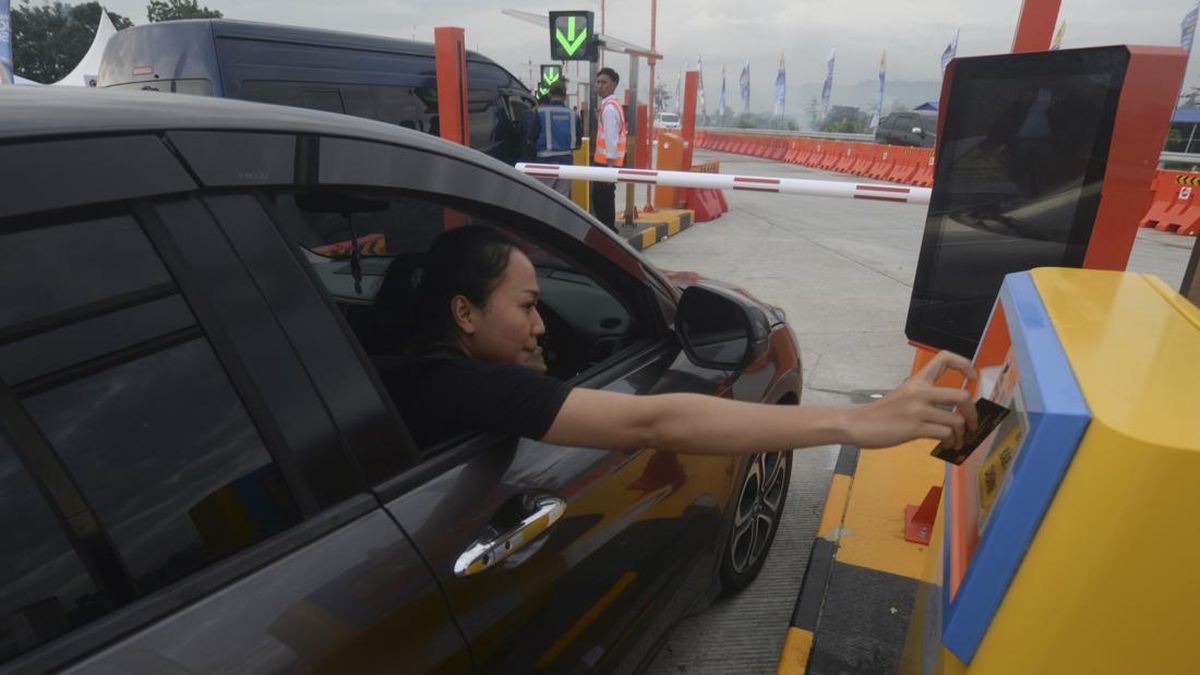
[378,227,979,453]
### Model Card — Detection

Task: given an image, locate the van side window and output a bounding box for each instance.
[241,80,345,114]
[0,213,302,664]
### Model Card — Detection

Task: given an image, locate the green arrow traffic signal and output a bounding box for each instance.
[549,10,595,62]
[540,64,562,87]
[556,17,587,56]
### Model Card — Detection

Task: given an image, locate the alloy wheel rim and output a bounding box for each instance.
[729,451,787,575]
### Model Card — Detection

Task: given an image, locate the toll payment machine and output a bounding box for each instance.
[903,267,1200,674]
[898,43,1199,675]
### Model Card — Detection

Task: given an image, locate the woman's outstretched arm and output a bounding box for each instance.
[542,350,978,455]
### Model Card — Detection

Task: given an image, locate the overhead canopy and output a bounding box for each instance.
[51,8,117,87]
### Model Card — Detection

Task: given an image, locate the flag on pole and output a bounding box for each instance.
[820,49,836,119]
[698,55,708,125]
[719,64,727,119]
[773,53,786,117]
[1183,1,1200,56]
[676,66,683,113]
[1,0,14,85]
[870,51,887,130]
[739,60,751,114]
[940,29,960,76]
[1051,20,1067,50]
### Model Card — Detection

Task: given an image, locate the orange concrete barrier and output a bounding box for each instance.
[770,137,789,162]
[692,134,939,187]
[911,149,935,187]
[1142,171,1200,235]
[867,146,897,180]
[887,147,919,184]
[1139,170,1187,230]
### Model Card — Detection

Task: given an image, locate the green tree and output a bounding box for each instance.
[12,1,134,84]
[146,0,222,22]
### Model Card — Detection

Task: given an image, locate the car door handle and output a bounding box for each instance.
[454,495,566,578]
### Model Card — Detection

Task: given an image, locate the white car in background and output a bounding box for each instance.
[655,111,681,129]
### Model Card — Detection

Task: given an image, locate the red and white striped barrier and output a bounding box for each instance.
[516,163,931,205]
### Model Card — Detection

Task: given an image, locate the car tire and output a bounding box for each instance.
[718,448,793,596]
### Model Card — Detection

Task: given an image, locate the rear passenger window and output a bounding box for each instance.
[0,434,101,664]
[0,213,300,664]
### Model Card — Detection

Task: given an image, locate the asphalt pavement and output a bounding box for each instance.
[640,151,1193,675]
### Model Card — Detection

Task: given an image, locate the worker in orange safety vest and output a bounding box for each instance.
[591,67,627,232]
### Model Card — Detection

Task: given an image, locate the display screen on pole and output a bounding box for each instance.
[905,47,1129,357]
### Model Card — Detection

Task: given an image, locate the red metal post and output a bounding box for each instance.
[681,70,699,171]
[1011,0,1061,53]
[635,103,650,169]
[434,27,469,146]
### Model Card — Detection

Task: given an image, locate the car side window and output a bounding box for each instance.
[0,213,302,665]
[260,188,645,452]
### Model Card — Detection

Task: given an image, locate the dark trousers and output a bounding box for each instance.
[592,181,616,232]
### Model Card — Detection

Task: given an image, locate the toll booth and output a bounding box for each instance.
[902,266,1200,673]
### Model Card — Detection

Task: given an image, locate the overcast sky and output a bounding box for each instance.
[91,0,1200,111]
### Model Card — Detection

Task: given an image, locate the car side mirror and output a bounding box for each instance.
[674,284,771,370]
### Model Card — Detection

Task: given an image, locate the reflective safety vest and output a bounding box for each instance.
[594,96,627,166]
[534,103,579,159]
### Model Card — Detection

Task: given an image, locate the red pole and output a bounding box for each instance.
[434,27,469,145]
[681,70,699,171]
[1011,0,1061,53]
[646,0,658,210]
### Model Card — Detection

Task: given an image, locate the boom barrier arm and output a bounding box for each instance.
[515,163,932,205]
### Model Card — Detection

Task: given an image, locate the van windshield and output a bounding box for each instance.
[105,79,214,96]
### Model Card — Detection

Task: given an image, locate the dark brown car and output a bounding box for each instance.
[0,87,801,674]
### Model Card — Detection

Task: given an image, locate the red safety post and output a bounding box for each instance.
[904,485,943,545]
[1011,0,1062,53]
[681,70,699,171]
[434,27,469,231]
[434,27,469,145]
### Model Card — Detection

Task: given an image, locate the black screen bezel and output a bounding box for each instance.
[905,46,1130,357]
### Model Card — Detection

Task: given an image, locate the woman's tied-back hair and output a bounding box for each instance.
[374,227,518,353]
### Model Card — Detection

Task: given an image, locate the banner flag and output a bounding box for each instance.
[719,64,727,118]
[1,0,13,85]
[773,54,786,116]
[1051,20,1067,50]
[870,51,887,129]
[739,60,751,114]
[820,49,836,119]
[940,28,960,76]
[698,54,708,124]
[1183,1,1199,56]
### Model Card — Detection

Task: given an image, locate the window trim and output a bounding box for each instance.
[131,200,323,516]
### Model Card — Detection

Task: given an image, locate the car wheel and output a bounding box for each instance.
[718,449,792,596]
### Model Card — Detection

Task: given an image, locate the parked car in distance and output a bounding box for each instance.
[875,110,938,148]
[97,19,536,165]
[655,111,682,129]
[0,87,802,675]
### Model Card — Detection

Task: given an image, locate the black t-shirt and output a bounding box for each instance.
[385,350,573,449]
